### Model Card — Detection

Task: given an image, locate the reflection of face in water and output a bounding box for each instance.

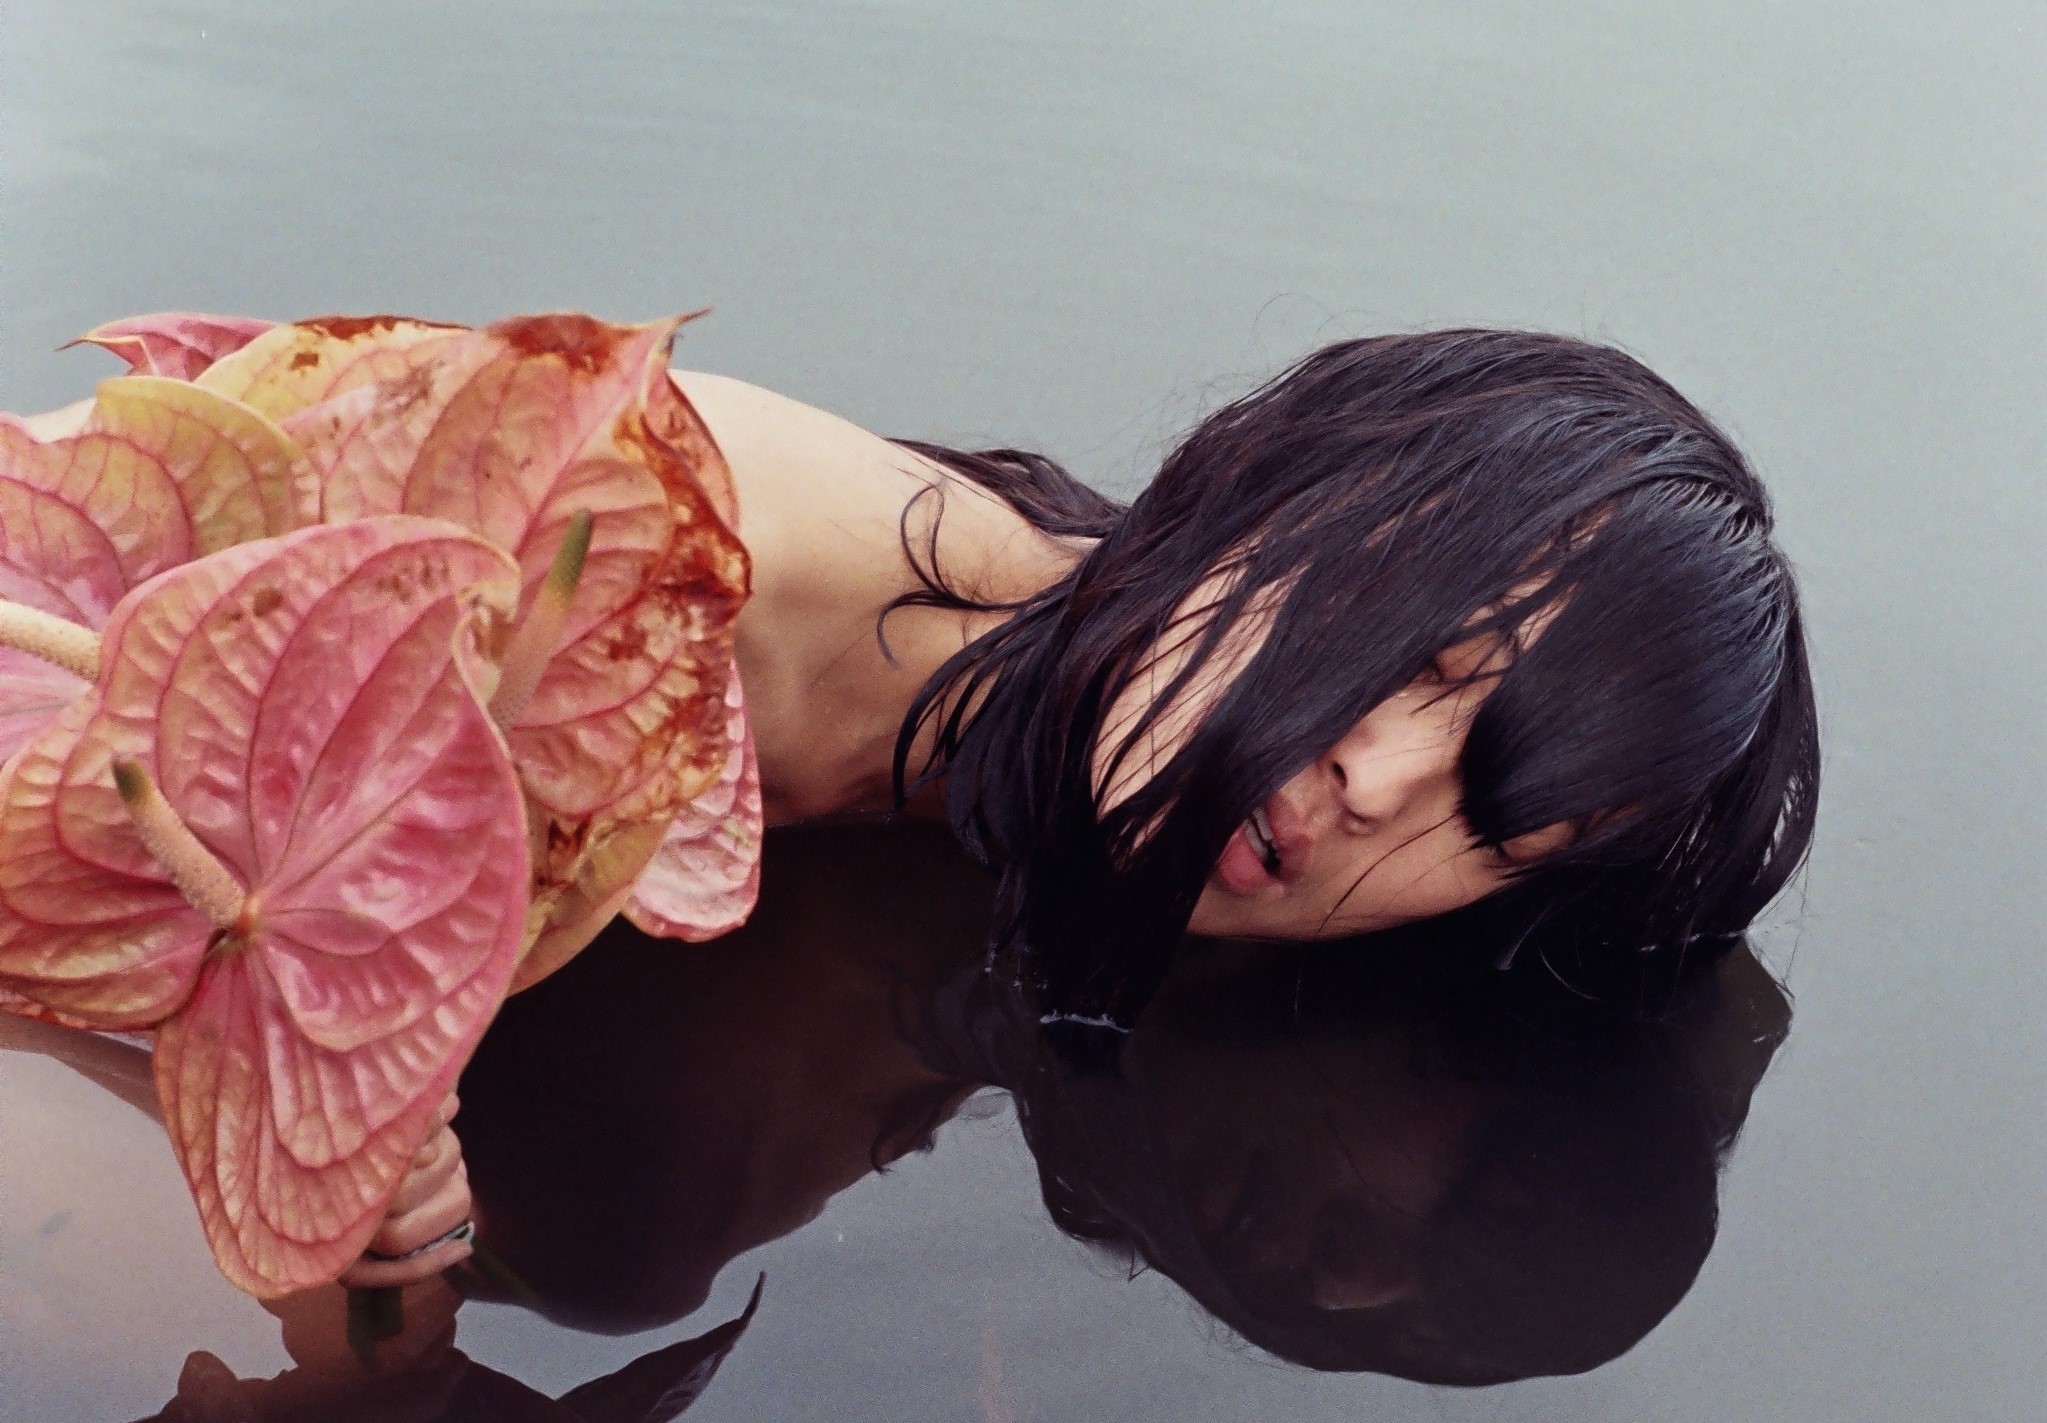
[1000,933,1790,1384]
[1130,1013,1487,1315]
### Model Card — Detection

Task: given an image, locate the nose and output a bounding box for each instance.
[1322,688,1465,830]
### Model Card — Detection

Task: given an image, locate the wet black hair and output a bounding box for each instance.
[894,329,1819,1025]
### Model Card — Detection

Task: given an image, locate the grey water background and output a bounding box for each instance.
[1,1,2042,1418]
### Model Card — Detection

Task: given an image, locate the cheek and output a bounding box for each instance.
[1314,830,1512,933]
[1189,823,1515,941]
[1090,671,1211,815]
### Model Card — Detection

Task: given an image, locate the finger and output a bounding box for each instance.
[338,1230,474,1291]
[416,1093,461,1153]
[365,1160,472,1259]
[406,1115,460,1177]
[391,1128,462,1215]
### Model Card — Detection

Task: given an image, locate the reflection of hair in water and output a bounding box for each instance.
[895,331,1818,1026]
[935,928,1790,1385]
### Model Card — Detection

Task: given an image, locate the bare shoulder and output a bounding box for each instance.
[669,371,1065,604]
[671,372,941,532]
[667,372,1080,821]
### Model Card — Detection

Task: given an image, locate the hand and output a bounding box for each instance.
[338,1094,475,1290]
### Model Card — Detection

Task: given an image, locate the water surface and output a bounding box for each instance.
[2,2,2043,1419]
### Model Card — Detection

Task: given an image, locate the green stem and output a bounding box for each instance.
[345,1285,404,1372]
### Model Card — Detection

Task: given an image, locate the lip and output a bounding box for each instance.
[1212,790,1311,895]
[1260,790,1309,884]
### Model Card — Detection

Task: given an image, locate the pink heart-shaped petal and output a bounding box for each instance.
[197,314,467,422]
[624,667,761,943]
[291,312,750,981]
[0,517,529,1295]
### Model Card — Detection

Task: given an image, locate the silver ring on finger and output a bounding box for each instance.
[362,1217,475,1264]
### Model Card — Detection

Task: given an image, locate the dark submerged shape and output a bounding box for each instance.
[18,827,1788,1405]
[952,929,1791,1384]
[897,329,1820,1024]
[449,824,1787,1390]
[125,1282,763,1421]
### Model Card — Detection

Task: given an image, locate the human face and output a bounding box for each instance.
[1094,574,1572,941]
[1186,636,1574,940]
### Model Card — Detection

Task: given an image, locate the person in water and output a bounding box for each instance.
[335,326,1817,1284]
[714,329,1811,979]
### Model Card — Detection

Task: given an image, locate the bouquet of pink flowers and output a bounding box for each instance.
[0,311,761,1296]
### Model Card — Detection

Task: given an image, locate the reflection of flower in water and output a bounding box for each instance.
[130,1275,763,1422]
[978,1324,1024,1423]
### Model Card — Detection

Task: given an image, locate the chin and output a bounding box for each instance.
[1185,890,1250,939]
[1188,894,1404,943]
[1189,901,1315,942]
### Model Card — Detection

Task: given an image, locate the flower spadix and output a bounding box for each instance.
[0,377,304,761]
[0,517,530,1295]
[290,313,750,985]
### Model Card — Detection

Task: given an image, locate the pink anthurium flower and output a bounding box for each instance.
[624,666,762,942]
[67,312,276,381]
[0,517,529,1295]
[290,312,751,985]
[0,377,303,762]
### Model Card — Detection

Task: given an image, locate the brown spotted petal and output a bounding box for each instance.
[67,312,276,380]
[0,518,530,1295]
[294,313,749,981]
[196,314,468,422]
